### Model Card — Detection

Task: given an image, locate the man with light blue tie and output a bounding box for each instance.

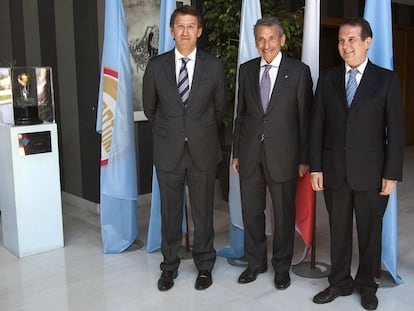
[310,17,404,310]
[143,5,227,291]
[232,16,313,289]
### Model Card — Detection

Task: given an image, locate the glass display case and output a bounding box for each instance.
[0,67,55,125]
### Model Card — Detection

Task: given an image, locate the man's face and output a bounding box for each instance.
[170,14,202,55]
[255,25,286,63]
[338,24,371,68]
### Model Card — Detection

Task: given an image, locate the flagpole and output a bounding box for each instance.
[291,0,330,278]
[311,210,316,269]
[292,194,330,278]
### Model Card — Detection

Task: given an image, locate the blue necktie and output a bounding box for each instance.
[260,65,272,113]
[346,69,359,107]
[178,58,190,106]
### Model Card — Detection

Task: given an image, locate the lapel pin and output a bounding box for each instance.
[284,75,288,79]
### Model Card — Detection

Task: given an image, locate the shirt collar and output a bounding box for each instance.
[260,51,282,68]
[345,57,368,75]
[175,48,197,62]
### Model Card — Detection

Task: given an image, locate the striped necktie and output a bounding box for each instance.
[346,68,359,107]
[178,58,190,106]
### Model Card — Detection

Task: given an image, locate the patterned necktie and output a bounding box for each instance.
[178,58,190,106]
[346,68,359,107]
[260,64,272,113]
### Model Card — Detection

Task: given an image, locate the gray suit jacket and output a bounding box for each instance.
[233,54,313,182]
[143,49,227,172]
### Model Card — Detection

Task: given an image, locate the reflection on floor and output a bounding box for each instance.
[0,146,413,311]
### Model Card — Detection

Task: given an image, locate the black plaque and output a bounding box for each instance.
[18,131,52,155]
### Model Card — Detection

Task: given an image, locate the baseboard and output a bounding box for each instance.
[62,192,100,214]
[62,191,152,215]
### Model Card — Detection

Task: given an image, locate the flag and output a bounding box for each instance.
[146,0,177,253]
[146,166,162,252]
[364,0,403,284]
[301,0,320,94]
[217,0,262,258]
[293,0,319,263]
[96,0,138,253]
[158,0,175,53]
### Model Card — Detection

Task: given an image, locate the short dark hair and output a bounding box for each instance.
[254,16,284,38]
[169,5,203,28]
[340,17,373,40]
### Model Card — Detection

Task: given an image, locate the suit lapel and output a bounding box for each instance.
[246,58,262,114]
[163,50,185,108]
[350,61,375,109]
[333,64,348,111]
[265,55,289,114]
[188,50,207,107]
[266,55,289,113]
[164,50,178,87]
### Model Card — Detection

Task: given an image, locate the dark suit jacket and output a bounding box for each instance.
[310,61,404,191]
[233,54,313,182]
[143,49,227,172]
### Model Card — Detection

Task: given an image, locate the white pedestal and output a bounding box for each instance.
[0,123,64,257]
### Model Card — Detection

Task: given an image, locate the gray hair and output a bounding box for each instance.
[254,16,284,38]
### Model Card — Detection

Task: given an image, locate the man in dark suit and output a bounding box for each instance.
[232,17,313,289]
[310,17,404,310]
[143,5,227,291]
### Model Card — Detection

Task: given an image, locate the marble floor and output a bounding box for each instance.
[0,146,413,311]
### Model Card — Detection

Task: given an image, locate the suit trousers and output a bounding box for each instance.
[324,182,389,290]
[240,143,296,273]
[156,144,217,272]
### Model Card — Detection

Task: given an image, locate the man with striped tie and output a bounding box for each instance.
[143,5,227,292]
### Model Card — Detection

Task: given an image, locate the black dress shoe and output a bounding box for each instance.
[274,272,290,290]
[360,287,378,310]
[313,286,353,304]
[195,270,212,290]
[238,267,267,284]
[157,270,178,291]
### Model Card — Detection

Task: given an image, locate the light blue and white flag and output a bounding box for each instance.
[218,0,261,258]
[96,0,138,253]
[364,0,403,284]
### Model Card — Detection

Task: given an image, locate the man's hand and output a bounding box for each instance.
[379,178,397,196]
[232,158,239,175]
[311,172,324,191]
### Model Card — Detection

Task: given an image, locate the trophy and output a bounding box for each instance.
[12,67,42,125]
[0,67,56,125]
[0,67,55,126]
